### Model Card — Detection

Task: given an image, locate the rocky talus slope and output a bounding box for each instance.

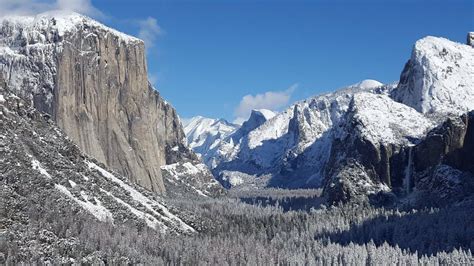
[0,12,222,196]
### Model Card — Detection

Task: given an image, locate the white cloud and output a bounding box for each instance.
[56,0,103,17]
[233,83,297,124]
[138,17,162,50]
[0,0,103,17]
[232,117,247,125]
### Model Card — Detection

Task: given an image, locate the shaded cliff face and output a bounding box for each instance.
[0,12,201,194]
[323,110,474,206]
[322,37,474,205]
[411,112,474,205]
[322,93,433,204]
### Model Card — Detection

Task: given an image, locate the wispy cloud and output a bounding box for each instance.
[0,0,103,17]
[138,17,162,50]
[233,83,297,124]
[56,0,103,18]
[148,73,159,87]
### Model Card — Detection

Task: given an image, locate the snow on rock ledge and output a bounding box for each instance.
[1,11,141,43]
[349,93,434,145]
[161,162,225,198]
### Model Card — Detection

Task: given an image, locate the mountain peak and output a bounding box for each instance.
[1,11,141,43]
[251,109,276,120]
[184,116,238,154]
[392,35,474,114]
[353,79,383,89]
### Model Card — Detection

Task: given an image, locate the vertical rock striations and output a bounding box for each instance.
[0,12,207,194]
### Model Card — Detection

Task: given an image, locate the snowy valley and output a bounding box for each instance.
[0,9,473,265]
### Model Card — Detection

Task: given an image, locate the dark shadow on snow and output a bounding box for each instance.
[239,195,325,212]
[317,202,474,256]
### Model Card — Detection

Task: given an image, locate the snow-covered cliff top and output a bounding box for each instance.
[393,36,474,115]
[252,109,276,120]
[349,93,434,145]
[0,11,141,44]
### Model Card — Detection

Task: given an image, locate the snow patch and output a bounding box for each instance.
[31,159,52,179]
[100,189,166,231]
[55,184,113,223]
[68,180,77,188]
[253,109,276,120]
[88,161,195,232]
[352,79,383,90]
[1,11,141,43]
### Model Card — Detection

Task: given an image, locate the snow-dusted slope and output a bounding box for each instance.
[0,85,195,234]
[392,36,474,114]
[347,93,434,145]
[230,109,275,144]
[183,109,277,171]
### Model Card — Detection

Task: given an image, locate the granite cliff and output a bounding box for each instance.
[0,12,221,196]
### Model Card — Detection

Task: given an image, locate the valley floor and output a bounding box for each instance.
[3,190,473,265]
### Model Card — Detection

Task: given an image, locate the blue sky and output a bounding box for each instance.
[4,0,473,122]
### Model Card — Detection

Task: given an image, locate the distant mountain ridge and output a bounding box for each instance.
[183,116,239,157]
[186,36,474,204]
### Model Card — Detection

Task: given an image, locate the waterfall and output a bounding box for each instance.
[404,146,414,194]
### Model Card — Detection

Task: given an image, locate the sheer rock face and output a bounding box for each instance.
[0,12,196,194]
[54,28,186,193]
[323,111,474,205]
[415,112,474,174]
[322,93,433,204]
[322,37,474,205]
[0,83,196,235]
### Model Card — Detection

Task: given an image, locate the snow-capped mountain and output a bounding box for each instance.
[184,116,239,156]
[183,109,275,170]
[0,11,222,196]
[231,109,276,143]
[206,79,390,188]
[187,36,474,204]
[392,36,474,115]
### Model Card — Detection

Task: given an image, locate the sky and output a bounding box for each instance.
[1,0,473,123]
